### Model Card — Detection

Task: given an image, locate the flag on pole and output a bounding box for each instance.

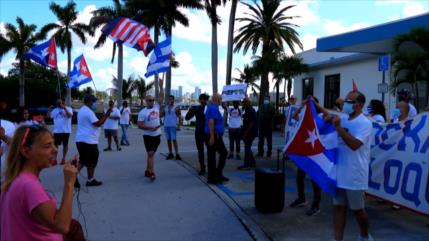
[144,37,171,78]
[101,17,155,56]
[67,55,92,89]
[352,79,358,91]
[284,98,338,196]
[24,37,57,68]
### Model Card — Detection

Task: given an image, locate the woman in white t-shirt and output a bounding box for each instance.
[16,108,41,127]
[137,79,164,181]
[119,101,131,146]
[367,99,386,123]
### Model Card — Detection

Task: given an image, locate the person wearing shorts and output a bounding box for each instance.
[137,79,164,181]
[317,91,373,241]
[74,94,112,188]
[163,95,182,160]
[103,100,121,151]
[47,99,73,165]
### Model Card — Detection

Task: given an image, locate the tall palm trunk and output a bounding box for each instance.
[117,42,123,107]
[19,59,25,107]
[66,48,72,106]
[275,81,280,113]
[211,22,218,94]
[225,0,237,85]
[287,78,292,99]
[165,30,172,105]
[154,25,160,99]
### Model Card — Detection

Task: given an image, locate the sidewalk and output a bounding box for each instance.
[176,127,429,241]
[41,126,428,241]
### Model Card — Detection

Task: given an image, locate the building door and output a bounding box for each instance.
[324,74,340,108]
[302,77,314,98]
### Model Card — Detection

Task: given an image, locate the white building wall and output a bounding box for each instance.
[293,53,396,114]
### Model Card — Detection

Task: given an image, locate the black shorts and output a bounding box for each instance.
[76,142,99,168]
[104,129,118,137]
[143,135,161,152]
[54,133,70,146]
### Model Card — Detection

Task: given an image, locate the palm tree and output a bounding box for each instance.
[391,27,429,111]
[234,0,303,105]
[225,0,238,86]
[90,0,131,108]
[233,64,260,96]
[41,1,93,105]
[0,17,43,107]
[204,0,226,94]
[125,0,203,104]
[111,74,136,104]
[131,76,155,106]
[272,55,308,112]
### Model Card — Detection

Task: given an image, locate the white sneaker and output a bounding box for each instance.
[357,234,374,241]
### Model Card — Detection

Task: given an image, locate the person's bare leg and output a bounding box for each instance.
[113,135,120,149]
[173,140,179,155]
[167,140,173,154]
[334,205,347,241]
[147,151,155,172]
[62,144,68,162]
[107,135,112,149]
[354,209,369,238]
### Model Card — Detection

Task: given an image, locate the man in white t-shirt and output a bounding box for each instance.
[228,101,242,160]
[282,95,299,144]
[74,94,112,188]
[318,91,373,241]
[103,100,121,151]
[0,119,15,180]
[47,99,73,165]
[137,79,164,181]
[119,101,131,146]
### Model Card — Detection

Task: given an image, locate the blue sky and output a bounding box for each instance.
[1,0,428,95]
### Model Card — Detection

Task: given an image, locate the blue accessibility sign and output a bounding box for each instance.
[379,55,390,72]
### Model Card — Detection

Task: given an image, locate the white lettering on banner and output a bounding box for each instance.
[368,113,429,216]
[221,84,247,102]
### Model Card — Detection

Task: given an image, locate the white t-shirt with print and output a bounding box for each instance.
[50,107,73,133]
[104,107,120,130]
[120,107,131,125]
[337,113,372,190]
[0,119,16,176]
[138,104,161,136]
[228,108,242,129]
[75,105,100,144]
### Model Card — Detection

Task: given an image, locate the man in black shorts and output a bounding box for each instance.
[47,99,73,165]
[75,94,112,187]
[137,79,164,181]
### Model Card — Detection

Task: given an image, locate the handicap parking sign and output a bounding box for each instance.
[379,55,390,72]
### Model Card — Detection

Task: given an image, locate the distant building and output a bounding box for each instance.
[178,86,183,98]
[193,87,201,100]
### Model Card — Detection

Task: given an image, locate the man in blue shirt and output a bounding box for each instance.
[204,93,228,184]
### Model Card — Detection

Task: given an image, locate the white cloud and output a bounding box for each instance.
[0,22,5,35]
[402,2,427,17]
[323,19,370,36]
[0,58,16,76]
[128,56,149,75]
[374,0,411,6]
[91,66,116,90]
[301,33,319,51]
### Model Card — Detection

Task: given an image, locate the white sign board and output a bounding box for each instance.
[221,84,247,102]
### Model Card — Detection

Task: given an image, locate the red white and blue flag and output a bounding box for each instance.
[101,17,155,56]
[24,37,57,68]
[67,54,92,89]
[284,98,338,196]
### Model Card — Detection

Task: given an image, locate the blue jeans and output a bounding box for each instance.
[120,124,130,145]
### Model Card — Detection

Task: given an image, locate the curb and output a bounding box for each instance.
[174,159,272,241]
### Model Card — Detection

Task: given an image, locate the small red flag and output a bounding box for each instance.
[352,79,358,91]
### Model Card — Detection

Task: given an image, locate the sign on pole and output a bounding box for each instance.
[378,55,390,72]
[378,83,389,94]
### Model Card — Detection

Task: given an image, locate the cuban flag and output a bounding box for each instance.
[101,17,155,56]
[24,37,57,68]
[144,37,171,78]
[67,55,92,89]
[284,98,338,196]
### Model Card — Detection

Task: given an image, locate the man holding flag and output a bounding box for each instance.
[316,91,373,241]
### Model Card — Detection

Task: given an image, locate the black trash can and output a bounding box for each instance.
[254,167,285,213]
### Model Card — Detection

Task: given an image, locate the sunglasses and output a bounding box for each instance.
[21,124,43,147]
[345,100,356,104]
[147,99,155,102]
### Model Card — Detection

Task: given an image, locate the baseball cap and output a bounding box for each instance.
[199,93,209,100]
[83,94,97,102]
